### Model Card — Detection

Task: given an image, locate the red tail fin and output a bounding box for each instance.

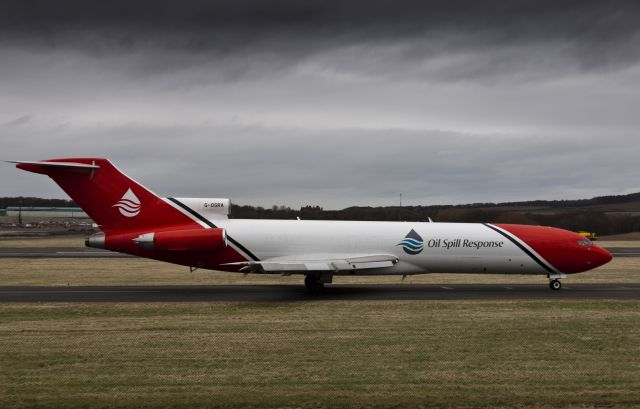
[14,158,196,233]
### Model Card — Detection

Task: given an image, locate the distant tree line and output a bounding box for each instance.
[457,192,640,208]
[0,197,76,208]
[3,192,640,235]
[228,204,640,235]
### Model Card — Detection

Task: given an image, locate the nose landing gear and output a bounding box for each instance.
[549,279,562,290]
[547,273,566,290]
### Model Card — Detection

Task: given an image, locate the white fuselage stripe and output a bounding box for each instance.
[485,223,559,274]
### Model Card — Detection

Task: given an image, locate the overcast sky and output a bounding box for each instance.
[1,0,639,209]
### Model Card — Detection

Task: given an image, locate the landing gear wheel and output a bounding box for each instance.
[304,275,325,294]
[549,279,562,290]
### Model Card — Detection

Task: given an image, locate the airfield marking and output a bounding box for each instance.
[1,284,638,302]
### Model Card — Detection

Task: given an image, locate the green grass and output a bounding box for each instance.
[0,256,637,286]
[0,301,639,408]
[0,236,638,408]
[0,235,85,248]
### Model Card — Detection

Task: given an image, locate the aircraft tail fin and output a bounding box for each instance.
[11,158,196,232]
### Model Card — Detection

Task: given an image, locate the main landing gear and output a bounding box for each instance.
[304,273,332,294]
[304,275,324,293]
[549,279,562,290]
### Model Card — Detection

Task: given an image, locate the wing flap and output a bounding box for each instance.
[224,254,399,273]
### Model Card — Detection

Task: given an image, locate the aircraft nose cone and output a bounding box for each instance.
[588,245,613,269]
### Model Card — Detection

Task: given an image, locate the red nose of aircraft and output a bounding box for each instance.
[584,244,613,270]
[495,224,613,274]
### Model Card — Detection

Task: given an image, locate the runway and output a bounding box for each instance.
[0,247,637,258]
[0,283,638,302]
[0,247,131,258]
[605,247,640,256]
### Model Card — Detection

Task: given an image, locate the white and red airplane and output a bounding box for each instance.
[10,158,612,292]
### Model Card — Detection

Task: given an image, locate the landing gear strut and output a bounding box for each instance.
[305,273,333,293]
[304,274,325,294]
[549,279,562,290]
[547,273,566,291]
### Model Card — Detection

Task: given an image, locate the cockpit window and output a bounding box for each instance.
[578,239,592,247]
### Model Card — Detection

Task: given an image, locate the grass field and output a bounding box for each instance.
[1,236,639,408]
[1,301,639,409]
[596,240,640,248]
[0,235,86,248]
[0,255,638,286]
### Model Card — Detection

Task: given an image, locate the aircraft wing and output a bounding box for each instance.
[223,254,399,273]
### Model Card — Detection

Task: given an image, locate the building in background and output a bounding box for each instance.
[5,207,89,218]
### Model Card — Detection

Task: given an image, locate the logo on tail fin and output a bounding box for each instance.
[113,188,141,217]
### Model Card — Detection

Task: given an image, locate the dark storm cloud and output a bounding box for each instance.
[1,1,639,207]
[2,0,638,41]
[2,0,640,79]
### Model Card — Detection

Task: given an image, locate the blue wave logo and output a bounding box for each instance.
[397,229,424,255]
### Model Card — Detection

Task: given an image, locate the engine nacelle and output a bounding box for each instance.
[133,228,227,252]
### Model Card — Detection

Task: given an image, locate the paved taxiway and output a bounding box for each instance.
[0,247,637,258]
[0,247,131,258]
[0,284,638,302]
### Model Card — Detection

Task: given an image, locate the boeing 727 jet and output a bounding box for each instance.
[10,158,612,292]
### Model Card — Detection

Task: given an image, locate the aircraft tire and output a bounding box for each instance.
[549,279,562,290]
[304,275,324,294]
